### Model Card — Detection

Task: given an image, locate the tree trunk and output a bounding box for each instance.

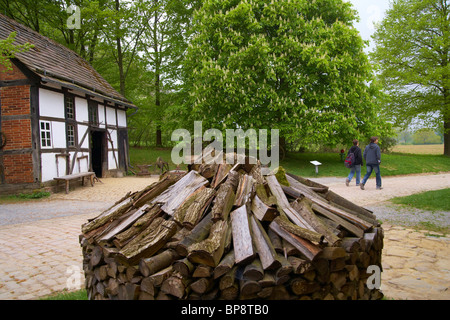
[115,0,126,95]
[444,117,450,157]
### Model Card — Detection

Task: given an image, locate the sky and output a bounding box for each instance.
[345,0,392,52]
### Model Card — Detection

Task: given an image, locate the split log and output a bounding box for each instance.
[190,277,213,294]
[268,229,283,253]
[220,284,239,300]
[265,175,314,230]
[230,206,256,264]
[259,273,276,288]
[139,249,180,277]
[149,265,173,287]
[192,265,213,278]
[291,278,320,295]
[118,283,140,300]
[249,215,281,270]
[154,171,210,216]
[275,253,293,278]
[273,215,324,244]
[214,250,235,279]
[119,218,178,265]
[176,213,213,257]
[198,163,218,179]
[288,256,314,274]
[234,174,255,207]
[311,203,364,238]
[251,194,278,222]
[290,198,341,246]
[243,258,264,281]
[319,247,347,260]
[219,266,238,290]
[240,279,261,296]
[82,197,133,234]
[113,204,163,248]
[173,187,215,229]
[269,219,322,262]
[212,164,232,188]
[282,181,373,230]
[140,277,155,295]
[187,220,229,267]
[98,204,151,243]
[211,183,236,222]
[173,258,195,278]
[133,176,180,208]
[161,272,191,299]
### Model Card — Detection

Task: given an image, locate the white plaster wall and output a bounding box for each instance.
[39,89,64,119]
[77,154,89,173]
[56,155,67,177]
[78,125,89,148]
[108,129,118,149]
[51,121,66,148]
[117,109,127,127]
[98,104,106,128]
[108,151,118,170]
[106,106,116,126]
[41,153,58,182]
[75,97,89,123]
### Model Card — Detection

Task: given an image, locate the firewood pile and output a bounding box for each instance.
[80,152,384,300]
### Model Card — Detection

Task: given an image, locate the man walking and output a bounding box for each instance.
[345,139,362,186]
[360,137,382,190]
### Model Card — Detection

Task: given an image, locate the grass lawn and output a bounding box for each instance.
[129,147,450,178]
[390,188,450,212]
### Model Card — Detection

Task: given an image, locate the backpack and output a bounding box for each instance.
[344,152,355,168]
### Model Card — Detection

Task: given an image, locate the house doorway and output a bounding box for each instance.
[91,130,106,178]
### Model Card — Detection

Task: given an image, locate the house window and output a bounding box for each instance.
[40,121,52,148]
[88,101,99,126]
[65,95,74,119]
[67,124,75,147]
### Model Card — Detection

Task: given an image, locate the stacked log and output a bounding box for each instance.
[80,152,384,300]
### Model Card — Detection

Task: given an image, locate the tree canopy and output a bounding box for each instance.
[371,0,450,155]
[183,0,392,149]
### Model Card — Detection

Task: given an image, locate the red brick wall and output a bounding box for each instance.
[1,62,35,184]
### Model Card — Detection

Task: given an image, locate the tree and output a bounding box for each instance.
[371,0,450,155]
[0,32,33,71]
[412,128,442,145]
[183,0,392,151]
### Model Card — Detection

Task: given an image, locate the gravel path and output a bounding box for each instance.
[309,172,450,230]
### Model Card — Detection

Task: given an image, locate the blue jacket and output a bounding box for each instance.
[363,143,381,165]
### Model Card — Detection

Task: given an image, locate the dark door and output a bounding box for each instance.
[91,130,105,177]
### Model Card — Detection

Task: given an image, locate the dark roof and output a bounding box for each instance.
[0,13,136,109]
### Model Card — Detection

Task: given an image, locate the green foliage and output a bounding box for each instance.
[412,128,442,145]
[371,0,450,154]
[183,0,392,148]
[0,31,34,71]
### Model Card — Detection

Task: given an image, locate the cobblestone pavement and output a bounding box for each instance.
[0,174,449,300]
[0,176,158,300]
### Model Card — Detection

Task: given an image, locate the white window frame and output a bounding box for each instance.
[40,120,53,148]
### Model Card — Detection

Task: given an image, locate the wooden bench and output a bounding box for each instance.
[54,172,96,194]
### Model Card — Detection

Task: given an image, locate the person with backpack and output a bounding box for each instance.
[345,139,362,186]
[360,136,382,190]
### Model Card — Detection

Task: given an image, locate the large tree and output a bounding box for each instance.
[371,0,450,156]
[183,0,391,150]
